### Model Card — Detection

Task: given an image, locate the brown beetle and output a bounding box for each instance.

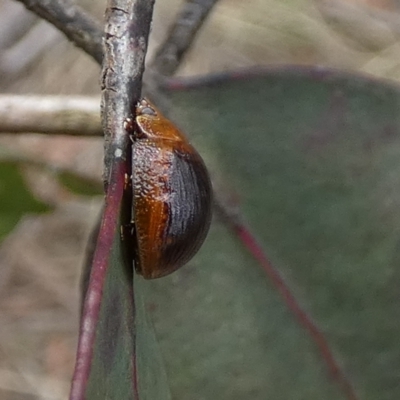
[130,99,212,279]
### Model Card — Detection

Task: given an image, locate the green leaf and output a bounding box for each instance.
[142,67,400,400]
[71,161,171,400]
[0,163,49,239]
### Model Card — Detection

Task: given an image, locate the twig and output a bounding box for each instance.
[0,95,101,136]
[151,0,219,77]
[101,0,155,184]
[14,0,103,64]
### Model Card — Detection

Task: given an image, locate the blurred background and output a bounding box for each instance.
[1,0,400,398]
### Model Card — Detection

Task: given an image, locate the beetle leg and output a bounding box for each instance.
[124,173,133,191]
[124,117,134,133]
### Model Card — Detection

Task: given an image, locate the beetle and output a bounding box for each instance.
[129,99,212,279]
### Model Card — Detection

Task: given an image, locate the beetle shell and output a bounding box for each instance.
[132,99,212,279]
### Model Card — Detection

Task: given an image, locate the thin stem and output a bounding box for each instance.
[0,95,101,136]
[14,0,103,64]
[151,0,219,77]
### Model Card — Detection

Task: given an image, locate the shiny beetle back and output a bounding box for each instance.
[131,99,212,279]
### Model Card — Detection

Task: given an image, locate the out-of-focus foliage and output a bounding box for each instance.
[0,163,49,239]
